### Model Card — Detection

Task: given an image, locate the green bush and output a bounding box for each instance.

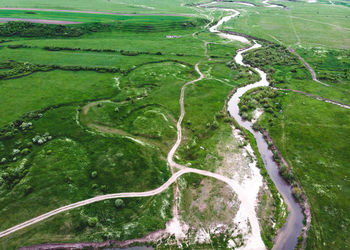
[292,187,303,201]
[115,199,125,209]
[241,112,248,120]
[91,171,98,179]
[0,21,111,38]
[88,217,98,227]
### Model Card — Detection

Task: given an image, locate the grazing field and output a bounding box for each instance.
[241,28,350,248]
[257,92,350,250]
[0,6,264,248]
[0,71,117,127]
[0,0,198,14]
[0,0,349,249]
[222,1,350,49]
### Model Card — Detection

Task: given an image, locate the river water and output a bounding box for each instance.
[206,6,304,250]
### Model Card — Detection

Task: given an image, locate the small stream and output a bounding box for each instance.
[205,5,304,250]
[227,44,304,250]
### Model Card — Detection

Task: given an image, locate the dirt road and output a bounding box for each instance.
[167,63,204,170]
[289,47,329,86]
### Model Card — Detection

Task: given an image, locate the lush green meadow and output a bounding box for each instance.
[0,0,201,14]
[241,20,350,248]
[222,1,350,49]
[257,92,350,249]
[0,6,254,248]
[0,70,117,127]
[0,0,349,249]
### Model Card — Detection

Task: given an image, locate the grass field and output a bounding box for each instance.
[222,1,350,49]
[240,24,350,248]
[0,0,199,14]
[0,0,349,249]
[0,70,117,127]
[258,92,350,249]
[0,6,258,248]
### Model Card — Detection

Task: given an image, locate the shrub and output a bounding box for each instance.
[88,217,98,227]
[0,21,111,38]
[115,199,125,208]
[279,164,289,179]
[273,150,280,161]
[21,148,30,155]
[121,50,140,56]
[211,121,219,130]
[19,122,32,131]
[215,112,225,119]
[292,187,303,201]
[241,112,248,120]
[32,133,52,145]
[4,132,14,139]
[91,171,98,179]
[12,149,20,156]
[23,185,33,195]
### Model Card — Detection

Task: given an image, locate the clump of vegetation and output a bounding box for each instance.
[115,199,125,208]
[0,21,112,38]
[292,187,303,201]
[90,171,98,179]
[239,87,281,121]
[32,133,52,145]
[0,61,52,80]
[243,44,299,68]
[0,60,123,80]
[88,217,98,227]
[297,48,350,84]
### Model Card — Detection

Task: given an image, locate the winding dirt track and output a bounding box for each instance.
[0,167,255,240]
[0,167,238,239]
[167,63,204,170]
[288,47,329,87]
[274,87,350,109]
[0,8,190,17]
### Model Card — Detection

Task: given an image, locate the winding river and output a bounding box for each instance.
[206,6,304,250]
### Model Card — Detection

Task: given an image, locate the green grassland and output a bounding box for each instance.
[241,33,350,248]
[0,0,349,249]
[0,8,259,248]
[0,10,192,23]
[222,1,350,49]
[0,0,201,14]
[0,70,117,127]
[257,92,350,250]
[243,43,350,105]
